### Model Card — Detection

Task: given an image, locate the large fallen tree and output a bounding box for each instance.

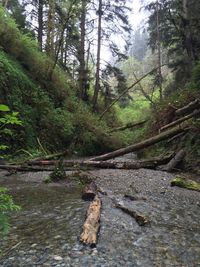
[90,126,189,161]
[0,153,174,172]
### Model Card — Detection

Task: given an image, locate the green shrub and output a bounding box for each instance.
[0,187,21,235]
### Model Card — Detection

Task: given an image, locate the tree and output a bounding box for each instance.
[91,0,132,110]
[146,0,200,86]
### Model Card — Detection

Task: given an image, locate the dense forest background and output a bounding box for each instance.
[0,0,200,170]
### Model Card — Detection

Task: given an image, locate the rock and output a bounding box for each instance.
[53,255,63,261]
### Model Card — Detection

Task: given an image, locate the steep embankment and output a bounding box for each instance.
[0,7,121,156]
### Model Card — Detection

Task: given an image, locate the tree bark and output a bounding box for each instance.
[79,0,88,100]
[90,126,188,161]
[92,0,102,111]
[37,0,43,51]
[160,109,200,132]
[80,195,101,246]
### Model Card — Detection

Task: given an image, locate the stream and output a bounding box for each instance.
[0,160,200,267]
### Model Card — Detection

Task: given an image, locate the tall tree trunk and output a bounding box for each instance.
[182,0,196,63]
[92,0,102,111]
[156,0,163,101]
[37,0,43,51]
[46,0,55,56]
[79,0,88,101]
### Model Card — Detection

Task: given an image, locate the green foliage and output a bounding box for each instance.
[0,103,22,157]
[0,187,21,235]
[45,160,66,183]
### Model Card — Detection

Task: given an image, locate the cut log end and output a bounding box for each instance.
[82,182,98,201]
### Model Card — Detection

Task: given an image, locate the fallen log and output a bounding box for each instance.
[171,176,200,192]
[158,149,185,172]
[80,195,101,246]
[82,182,98,201]
[175,99,200,117]
[160,109,200,132]
[109,120,147,133]
[0,154,175,172]
[90,126,188,161]
[115,203,149,226]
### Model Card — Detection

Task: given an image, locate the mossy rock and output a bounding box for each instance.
[171,176,200,192]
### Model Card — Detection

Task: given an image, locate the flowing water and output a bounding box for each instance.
[0,166,200,267]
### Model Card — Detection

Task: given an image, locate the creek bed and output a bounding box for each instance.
[0,168,200,267]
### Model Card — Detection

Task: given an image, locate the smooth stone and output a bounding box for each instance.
[53,255,63,261]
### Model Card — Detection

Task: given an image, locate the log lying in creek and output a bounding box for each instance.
[0,153,175,172]
[90,126,188,161]
[115,203,149,226]
[80,195,101,246]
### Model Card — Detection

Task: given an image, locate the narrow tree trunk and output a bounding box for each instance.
[46,0,55,56]
[79,0,88,101]
[37,0,43,51]
[109,120,147,133]
[92,0,102,111]
[90,126,188,161]
[156,0,163,101]
[3,0,9,8]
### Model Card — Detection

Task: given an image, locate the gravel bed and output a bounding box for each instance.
[0,165,200,267]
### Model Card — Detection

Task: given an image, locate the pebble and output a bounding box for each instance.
[53,255,63,261]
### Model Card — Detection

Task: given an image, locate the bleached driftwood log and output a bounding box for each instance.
[80,195,101,246]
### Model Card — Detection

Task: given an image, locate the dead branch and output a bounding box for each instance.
[109,120,147,133]
[115,203,149,226]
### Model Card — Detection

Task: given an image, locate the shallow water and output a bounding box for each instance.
[0,168,200,267]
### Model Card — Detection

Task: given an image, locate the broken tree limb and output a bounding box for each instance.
[99,65,166,120]
[160,109,200,132]
[80,195,101,246]
[82,182,98,201]
[175,99,200,117]
[158,149,186,172]
[115,203,149,226]
[90,126,189,161]
[27,150,69,163]
[109,120,147,133]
